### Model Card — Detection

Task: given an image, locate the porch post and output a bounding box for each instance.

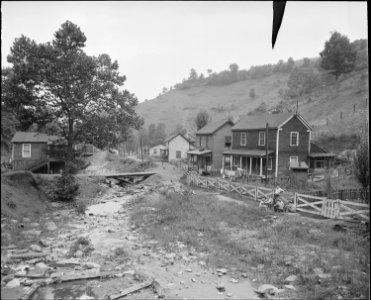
[230,155,233,169]
[222,155,225,170]
[260,157,263,176]
[240,156,242,169]
[249,157,252,175]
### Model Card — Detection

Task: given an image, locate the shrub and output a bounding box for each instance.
[68,236,94,257]
[53,170,79,202]
[75,201,87,215]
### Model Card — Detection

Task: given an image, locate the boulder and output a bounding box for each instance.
[6,278,21,288]
[256,284,279,295]
[29,244,42,252]
[285,275,298,282]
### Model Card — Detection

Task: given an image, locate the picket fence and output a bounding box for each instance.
[186,171,369,222]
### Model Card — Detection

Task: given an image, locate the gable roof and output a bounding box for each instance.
[149,144,166,150]
[165,133,193,144]
[232,112,312,131]
[196,119,234,135]
[11,131,62,143]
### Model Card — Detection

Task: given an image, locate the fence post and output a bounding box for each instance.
[255,183,258,201]
[335,199,340,219]
[294,192,297,208]
[229,178,232,192]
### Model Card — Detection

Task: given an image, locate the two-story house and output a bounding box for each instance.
[222,112,315,178]
[187,119,234,173]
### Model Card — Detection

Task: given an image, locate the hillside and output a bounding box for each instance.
[136,67,368,140]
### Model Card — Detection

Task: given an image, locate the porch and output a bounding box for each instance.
[308,153,336,171]
[222,149,275,177]
[187,149,213,175]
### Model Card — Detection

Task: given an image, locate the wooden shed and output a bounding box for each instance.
[290,161,309,187]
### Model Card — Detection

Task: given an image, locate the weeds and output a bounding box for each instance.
[68,236,94,257]
[130,191,370,299]
[75,201,87,215]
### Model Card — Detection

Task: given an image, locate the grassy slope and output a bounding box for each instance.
[130,190,370,299]
[136,68,368,143]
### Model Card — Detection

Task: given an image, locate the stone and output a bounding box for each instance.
[256,284,279,295]
[257,264,264,270]
[6,278,21,288]
[216,268,228,274]
[216,284,226,292]
[191,278,196,282]
[79,294,95,300]
[226,293,233,298]
[241,273,248,278]
[29,222,39,227]
[45,221,58,231]
[229,278,239,283]
[29,244,42,252]
[285,275,298,282]
[185,268,193,273]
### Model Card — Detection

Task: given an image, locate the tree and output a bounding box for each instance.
[195,110,211,131]
[249,88,256,99]
[5,21,142,172]
[188,68,198,82]
[287,67,319,99]
[319,31,357,80]
[353,111,369,199]
[153,123,167,146]
[254,101,267,114]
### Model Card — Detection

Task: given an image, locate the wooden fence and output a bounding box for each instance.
[186,171,369,222]
[307,187,370,203]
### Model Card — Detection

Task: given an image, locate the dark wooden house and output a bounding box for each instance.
[222,112,321,178]
[11,131,66,173]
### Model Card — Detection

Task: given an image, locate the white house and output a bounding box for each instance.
[149,144,166,157]
[165,133,194,161]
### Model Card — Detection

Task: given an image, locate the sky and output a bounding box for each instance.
[1,1,368,102]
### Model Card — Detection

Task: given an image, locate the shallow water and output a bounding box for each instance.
[31,281,97,300]
[85,201,123,216]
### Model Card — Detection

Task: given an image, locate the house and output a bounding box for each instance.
[308,142,336,171]
[222,112,329,178]
[11,131,66,173]
[187,119,234,173]
[165,133,194,161]
[149,144,167,158]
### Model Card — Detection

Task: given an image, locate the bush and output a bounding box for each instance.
[75,201,87,215]
[53,170,79,202]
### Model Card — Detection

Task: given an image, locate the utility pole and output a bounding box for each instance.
[265,123,269,185]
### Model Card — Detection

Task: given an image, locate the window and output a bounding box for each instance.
[290,132,299,146]
[176,151,181,159]
[153,149,157,154]
[22,144,31,158]
[290,156,298,163]
[258,132,265,146]
[225,136,231,147]
[240,133,247,146]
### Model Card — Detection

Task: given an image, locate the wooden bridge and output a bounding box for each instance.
[105,172,156,184]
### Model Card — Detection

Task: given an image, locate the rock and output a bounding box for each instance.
[216,284,226,292]
[29,244,42,252]
[29,222,39,227]
[51,202,63,208]
[185,268,193,273]
[241,273,248,278]
[313,268,332,279]
[229,278,239,283]
[107,228,114,233]
[23,229,42,236]
[45,221,57,231]
[257,264,264,270]
[23,217,31,222]
[191,278,196,282]
[11,219,19,224]
[256,284,279,295]
[35,262,49,269]
[284,284,297,290]
[285,275,298,282]
[39,239,49,247]
[216,268,228,274]
[2,274,15,284]
[6,278,21,288]
[226,293,233,298]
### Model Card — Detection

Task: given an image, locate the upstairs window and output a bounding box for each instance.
[225,136,231,147]
[258,132,265,146]
[240,133,247,146]
[176,151,181,159]
[290,156,298,163]
[290,132,299,146]
[198,136,202,147]
[22,144,31,158]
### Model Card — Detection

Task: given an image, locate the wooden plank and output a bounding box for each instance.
[20,283,41,300]
[296,197,322,212]
[108,280,153,300]
[339,210,369,216]
[297,193,324,201]
[339,200,370,208]
[106,172,156,178]
[9,252,48,260]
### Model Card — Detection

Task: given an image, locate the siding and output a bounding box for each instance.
[211,123,233,169]
[232,129,277,151]
[13,142,48,170]
[168,135,191,160]
[277,115,310,175]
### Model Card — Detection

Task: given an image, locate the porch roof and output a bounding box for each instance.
[290,161,309,170]
[223,149,274,157]
[308,153,336,158]
[187,149,212,156]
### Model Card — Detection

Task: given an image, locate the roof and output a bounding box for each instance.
[11,131,63,143]
[149,144,166,150]
[196,119,234,135]
[223,149,274,157]
[165,133,193,144]
[290,161,309,170]
[308,153,336,158]
[310,143,328,154]
[232,112,312,131]
[187,149,212,156]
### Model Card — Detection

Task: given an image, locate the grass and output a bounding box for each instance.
[130,190,370,299]
[68,236,95,258]
[105,153,156,173]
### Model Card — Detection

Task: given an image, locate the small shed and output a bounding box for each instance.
[149,144,167,157]
[290,161,309,187]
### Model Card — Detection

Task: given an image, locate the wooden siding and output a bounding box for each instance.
[278,115,310,174]
[12,142,48,170]
[168,135,191,160]
[211,123,233,170]
[232,129,277,151]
